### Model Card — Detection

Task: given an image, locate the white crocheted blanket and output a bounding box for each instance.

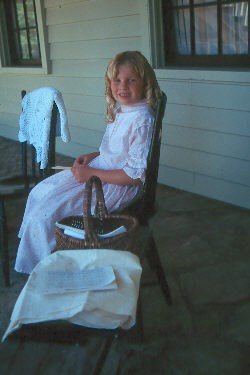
[18,86,71,169]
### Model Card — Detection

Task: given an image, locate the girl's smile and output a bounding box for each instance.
[111,64,144,106]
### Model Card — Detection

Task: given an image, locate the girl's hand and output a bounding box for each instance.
[71,152,99,182]
[71,164,93,183]
[73,152,99,168]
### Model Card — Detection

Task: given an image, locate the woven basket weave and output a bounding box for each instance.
[55,175,138,251]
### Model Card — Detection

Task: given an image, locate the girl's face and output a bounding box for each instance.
[111,63,144,106]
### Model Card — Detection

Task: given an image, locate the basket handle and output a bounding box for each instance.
[83,175,108,244]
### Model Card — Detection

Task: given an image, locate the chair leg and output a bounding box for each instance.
[0,199,10,287]
[146,232,172,305]
[135,291,144,340]
[92,335,115,375]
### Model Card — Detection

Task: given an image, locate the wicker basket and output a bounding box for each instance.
[55,175,138,251]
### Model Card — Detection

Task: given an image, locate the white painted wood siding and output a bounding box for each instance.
[0,0,249,209]
[158,72,250,209]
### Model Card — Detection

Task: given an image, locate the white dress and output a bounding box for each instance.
[15,102,155,274]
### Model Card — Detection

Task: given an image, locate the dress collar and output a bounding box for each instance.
[116,100,148,113]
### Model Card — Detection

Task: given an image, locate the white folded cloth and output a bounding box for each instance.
[2,249,142,341]
[18,86,71,168]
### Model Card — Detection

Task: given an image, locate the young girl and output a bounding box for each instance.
[15,50,161,274]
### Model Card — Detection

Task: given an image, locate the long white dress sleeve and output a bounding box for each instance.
[15,101,155,274]
[99,102,154,182]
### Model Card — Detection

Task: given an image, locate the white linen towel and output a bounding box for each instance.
[18,86,71,168]
[2,249,142,341]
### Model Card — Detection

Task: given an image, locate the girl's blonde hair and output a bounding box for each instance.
[105,51,161,122]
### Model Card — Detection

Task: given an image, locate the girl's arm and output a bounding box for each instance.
[73,151,100,167]
[72,164,141,185]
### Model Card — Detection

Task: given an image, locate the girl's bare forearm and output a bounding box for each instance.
[73,165,140,185]
[91,168,141,185]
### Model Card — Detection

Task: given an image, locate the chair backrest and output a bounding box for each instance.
[120,91,167,223]
[141,91,167,217]
[21,90,57,183]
